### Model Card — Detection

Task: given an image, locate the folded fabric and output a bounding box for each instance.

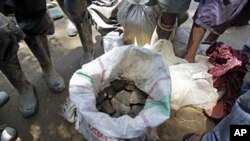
[205,42,249,120]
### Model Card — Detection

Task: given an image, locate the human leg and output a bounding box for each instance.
[159,0,191,29]
[184,23,206,63]
[24,34,65,93]
[11,0,65,93]
[0,26,37,118]
[158,12,177,40]
[57,0,93,64]
[184,0,247,62]
[151,0,191,43]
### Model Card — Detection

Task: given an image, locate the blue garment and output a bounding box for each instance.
[193,0,248,34]
[201,90,250,141]
[244,38,250,48]
[240,81,250,95]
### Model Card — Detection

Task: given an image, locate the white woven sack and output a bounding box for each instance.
[69,45,171,140]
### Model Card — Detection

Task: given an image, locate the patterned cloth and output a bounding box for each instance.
[206,42,250,119]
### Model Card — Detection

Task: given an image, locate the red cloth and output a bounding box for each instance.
[205,42,249,120]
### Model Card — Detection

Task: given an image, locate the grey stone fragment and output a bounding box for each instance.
[96,91,107,104]
[110,79,127,91]
[99,83,110,91]
[120,104,132,115]
[132,105,144,115]
[115,90,131,106]
[111,112,121,118]
[129,89,147,104]
[124,85,136,92]
[96,105,102,111]
[111,97,121,111]
[100,99,115,114]
[104,87,116,99]
[111,98,131,115]
[127,80,135,86]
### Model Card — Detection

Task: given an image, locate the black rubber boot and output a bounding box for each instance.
[24,34,65,93]
[0,34,38,118]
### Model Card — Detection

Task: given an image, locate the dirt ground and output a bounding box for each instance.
[0,2,250,141]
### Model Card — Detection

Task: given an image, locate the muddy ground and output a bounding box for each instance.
[0,2,250,141]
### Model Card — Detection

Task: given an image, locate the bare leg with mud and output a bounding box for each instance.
[57,0,93,64]
[0,30,38,118]
[184,22,206,63]
[160,12,177,39]
[24,34,65,93]
[151,12,189,44]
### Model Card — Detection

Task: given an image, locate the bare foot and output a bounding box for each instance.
[184,55,195,63]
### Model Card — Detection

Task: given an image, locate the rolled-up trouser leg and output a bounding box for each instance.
[0,29,38,118]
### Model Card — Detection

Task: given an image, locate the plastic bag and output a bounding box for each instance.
[103,31,124,53]
[169,63,219,110]
[69,45,171,141]
[148,40,218,110]
[172,28,189,58]
[145,39,187,66]
[117,0,158,46]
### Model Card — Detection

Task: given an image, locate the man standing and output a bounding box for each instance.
[0,0,65,118]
